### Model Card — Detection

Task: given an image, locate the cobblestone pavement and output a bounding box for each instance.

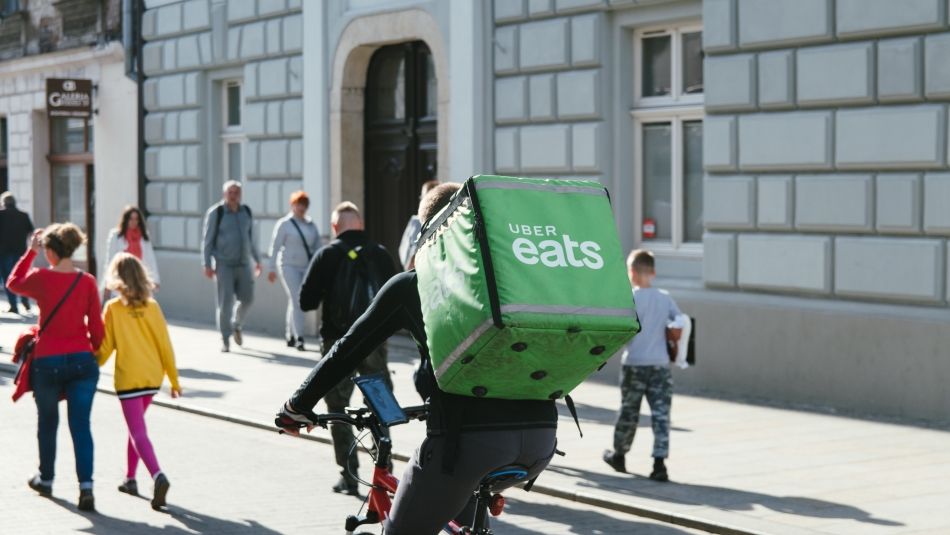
[0,379,705,534]
[2,311,950,534]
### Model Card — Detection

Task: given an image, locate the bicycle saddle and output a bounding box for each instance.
[480,465,529,488]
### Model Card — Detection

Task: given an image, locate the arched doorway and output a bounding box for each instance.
[363,41,438,257]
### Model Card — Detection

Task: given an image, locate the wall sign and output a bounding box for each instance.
[46,78,92,118]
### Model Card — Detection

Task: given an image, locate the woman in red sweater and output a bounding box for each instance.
[6,223,104,512]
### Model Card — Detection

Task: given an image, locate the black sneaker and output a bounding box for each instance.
[78,489,95,511]
[118,479,138,496]
[151,473,170,510]
[28,476,52,497]
[295,337,305,351]
[6,305,19,314]
[232,328,243,347]
[649,460,669,482]
[602,450,626,473]
[331,477,360,497]
[286,336,296,347]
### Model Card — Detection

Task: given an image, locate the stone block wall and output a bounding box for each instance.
[492,0,607,182]
[703,0,950,306]
[142,0,302,254]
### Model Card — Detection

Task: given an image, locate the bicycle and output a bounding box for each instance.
[279,374,529,534]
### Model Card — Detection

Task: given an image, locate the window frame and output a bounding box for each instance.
[631,21,704,257]
[633,23,704,109]
[222,80,243,132]
[220,80,245,183]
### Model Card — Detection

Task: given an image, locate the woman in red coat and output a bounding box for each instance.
[6,223,104,511]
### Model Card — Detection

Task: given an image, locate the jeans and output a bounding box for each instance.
[0,253,29,309]
[31,352,99,488]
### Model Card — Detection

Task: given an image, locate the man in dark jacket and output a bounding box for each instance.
[0,192,34,313]
[298,201,396,495]
[278,185,558,534]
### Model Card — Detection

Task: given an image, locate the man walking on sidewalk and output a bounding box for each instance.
[298,201,396,495]
[201,180,262,352]
[0,192,34,314]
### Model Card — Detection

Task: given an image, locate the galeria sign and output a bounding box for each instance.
[46,78,92,118]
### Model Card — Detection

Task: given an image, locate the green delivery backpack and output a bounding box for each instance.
[415,175,640,401]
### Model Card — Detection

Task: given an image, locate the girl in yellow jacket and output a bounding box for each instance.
[97,252,181,511]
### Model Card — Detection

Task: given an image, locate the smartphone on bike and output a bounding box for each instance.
[353,373,408,426]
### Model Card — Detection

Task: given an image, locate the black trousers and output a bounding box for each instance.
[384,427,557,535]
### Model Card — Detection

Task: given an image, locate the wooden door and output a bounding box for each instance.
[364,41,438,257]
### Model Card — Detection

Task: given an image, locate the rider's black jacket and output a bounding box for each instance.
[289,271,558,444]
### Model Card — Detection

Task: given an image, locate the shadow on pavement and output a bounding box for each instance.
[176,368,238,382]
[543,464,903,527]
[47,495,284,534]
[227,347,319,369]
[563,400,692,432]
[497,497,699,534]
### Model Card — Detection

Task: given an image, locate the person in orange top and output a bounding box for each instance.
[97,253,181,511]
[6,223,104,511]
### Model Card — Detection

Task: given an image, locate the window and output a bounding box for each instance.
[48,117,95,267]
[221,80,244,183]
[632,24,704,253]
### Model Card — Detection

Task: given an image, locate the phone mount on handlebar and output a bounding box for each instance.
[353,373,408,427]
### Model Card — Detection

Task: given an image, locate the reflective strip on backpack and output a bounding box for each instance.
[435,318,496,380]
[474,181,607,196]
[500,304,637,318]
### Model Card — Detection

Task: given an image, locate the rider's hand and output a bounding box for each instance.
[275,401,316,436]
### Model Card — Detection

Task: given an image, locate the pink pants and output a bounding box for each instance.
[120,394,161,479]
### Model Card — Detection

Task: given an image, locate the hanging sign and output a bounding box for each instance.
[642,218,656,240]
[46,78,93,118]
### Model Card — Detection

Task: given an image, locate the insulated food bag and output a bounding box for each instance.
[415,175,639,400]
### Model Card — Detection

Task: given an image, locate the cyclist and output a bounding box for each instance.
[277,183,558,534]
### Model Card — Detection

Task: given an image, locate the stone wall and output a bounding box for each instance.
[492,0,607,183]
[703,0,950,306]
[142,0,303,255]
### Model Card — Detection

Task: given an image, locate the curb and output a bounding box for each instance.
[0,361,762,535]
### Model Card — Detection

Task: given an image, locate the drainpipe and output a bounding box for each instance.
[127,0,147,212]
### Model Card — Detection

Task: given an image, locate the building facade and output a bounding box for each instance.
[136,0,949,423]
[0,0,138,275]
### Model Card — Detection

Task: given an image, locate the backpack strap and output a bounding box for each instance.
[211,204,224,250]
[564,395,583,438]
[289,218,313,259]
[39,272,84,336]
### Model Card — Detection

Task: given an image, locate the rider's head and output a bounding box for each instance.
[331,201,364,236]
[417,183,461,221]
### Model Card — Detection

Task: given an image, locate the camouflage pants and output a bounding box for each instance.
[612,365,672,459]
[323,338,392,485]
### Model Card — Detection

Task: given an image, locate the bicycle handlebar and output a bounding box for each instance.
[314,404,429,430]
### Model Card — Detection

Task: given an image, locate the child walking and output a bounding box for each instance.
[603,249,683,481]
[96,252,182,510]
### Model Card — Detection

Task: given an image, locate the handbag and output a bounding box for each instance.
[12,272,84,395]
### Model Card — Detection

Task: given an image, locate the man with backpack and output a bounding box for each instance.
[201,180,262,352]
[297,201,397,496]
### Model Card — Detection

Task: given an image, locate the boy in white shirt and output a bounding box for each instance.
[603,249,681,481]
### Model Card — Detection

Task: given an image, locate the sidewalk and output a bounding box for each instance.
[2,311,949,534]
[0,380,700,534]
